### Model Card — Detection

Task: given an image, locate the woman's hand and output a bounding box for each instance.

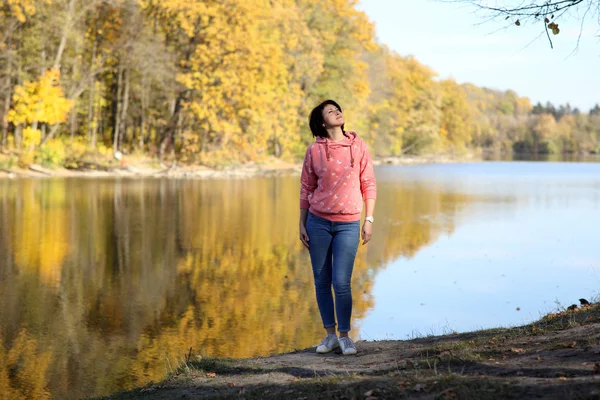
[362,221,373,245]
[300,223,310,249]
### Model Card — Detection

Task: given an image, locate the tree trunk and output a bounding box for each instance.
[119,68,130,151]
[112,65,123,155]
[87,40,97,143]
[140,113,146,152]
[1,74,11,150]
[69,106,76,142]
[53,0,77,70]
[42,124,60,144]
[92,89,99,150]
[15,125,22,148]
[139,74,147,152]
[70,39,81,142]
[159,91,188,162]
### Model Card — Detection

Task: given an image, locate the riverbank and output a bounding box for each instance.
[102,302,600,400]
[0,152,480,180]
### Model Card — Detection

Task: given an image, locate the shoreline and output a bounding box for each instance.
[102,303,600,400]
[0,153,480,180]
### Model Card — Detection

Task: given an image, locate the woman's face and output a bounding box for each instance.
[322,104,344,128]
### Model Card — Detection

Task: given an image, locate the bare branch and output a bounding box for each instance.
[442,0,600,49]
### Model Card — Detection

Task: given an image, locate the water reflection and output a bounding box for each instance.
[0,175,474,399]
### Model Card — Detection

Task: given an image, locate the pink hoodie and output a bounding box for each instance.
[300,131,377,222]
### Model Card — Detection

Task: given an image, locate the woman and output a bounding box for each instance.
[299,99,377,355]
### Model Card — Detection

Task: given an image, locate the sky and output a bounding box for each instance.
[357,0,600,112]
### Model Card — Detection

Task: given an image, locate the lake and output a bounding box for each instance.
[1,161,599,399]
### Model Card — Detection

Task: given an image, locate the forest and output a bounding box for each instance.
[1,0,599,169]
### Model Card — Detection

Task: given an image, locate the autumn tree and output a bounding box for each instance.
[0,0,597,165]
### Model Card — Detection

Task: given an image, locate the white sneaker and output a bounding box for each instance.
[339,337,357,355]
[316,334,339,354]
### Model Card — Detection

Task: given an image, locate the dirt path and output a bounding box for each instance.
[103,304,600,400]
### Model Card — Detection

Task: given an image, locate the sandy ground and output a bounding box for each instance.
[0,154,479,180]
[102,303,600,400]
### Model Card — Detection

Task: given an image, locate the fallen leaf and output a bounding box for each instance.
[398,381,410,389]
[536,356,542,361]
[439,388,458,399]
[414,384,426,392]
[228,382,236,388]
[564,342,577,349]
[206,372,217,378]
[511,347,525,353]
[559,377,567,381]
[364,389,376,397]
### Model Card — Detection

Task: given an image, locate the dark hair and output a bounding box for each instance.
[309,99,345,138]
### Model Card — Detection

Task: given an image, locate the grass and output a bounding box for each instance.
[0,154,17,170]
[100,302,600,400]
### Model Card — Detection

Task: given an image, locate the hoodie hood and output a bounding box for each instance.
[315,131,357,167]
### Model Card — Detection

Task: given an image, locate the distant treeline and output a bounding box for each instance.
[0,0,598,168]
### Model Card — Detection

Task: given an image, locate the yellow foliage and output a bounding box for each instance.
[6,0,37,23]
[439,79,473,150]
[37,139,67,166]
[0,340,17,400]
[7,68,73,127]
[1,329,52,400]
[22,127,41,147]
[12,180,69,288]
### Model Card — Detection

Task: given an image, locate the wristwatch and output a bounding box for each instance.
[365,216,374,224]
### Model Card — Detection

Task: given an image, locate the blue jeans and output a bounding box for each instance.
[306,212,360,333]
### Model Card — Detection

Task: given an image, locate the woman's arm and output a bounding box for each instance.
[300,146,317,212]
[299,208,309,226]
[300,147,316,249]
[362,198,376,245]
[359,141,377,203]
[359,141,377,244]
[364,198,376,220]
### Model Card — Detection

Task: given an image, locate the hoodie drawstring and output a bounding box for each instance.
[324,138,354,167]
